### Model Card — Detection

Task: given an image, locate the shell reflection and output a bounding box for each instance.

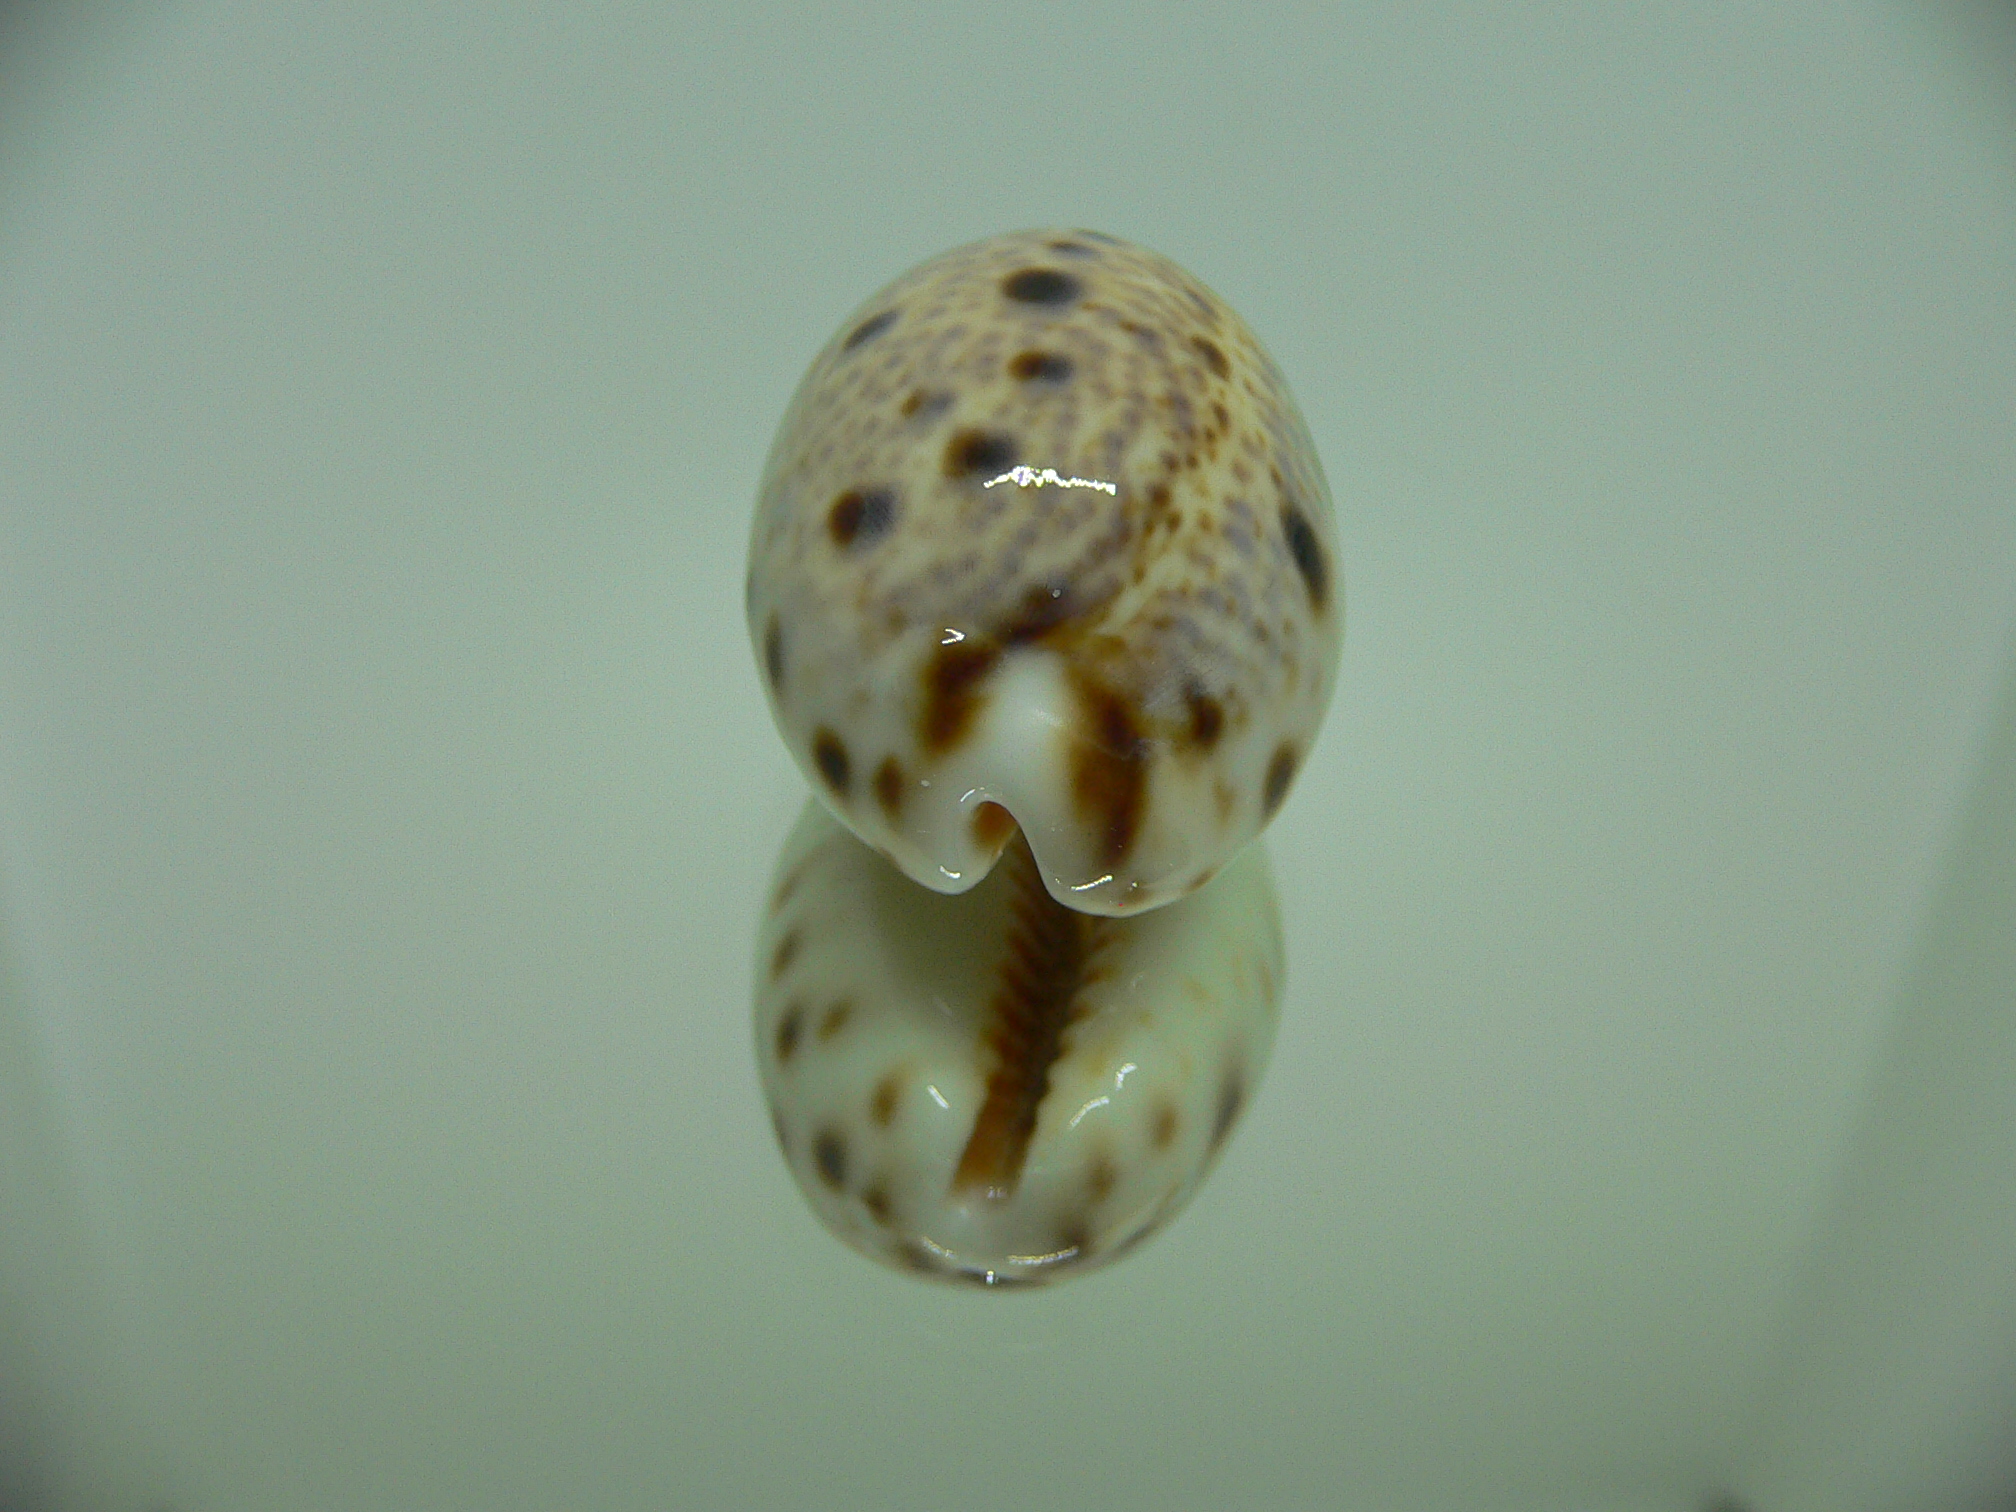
[756,801,1281,1287]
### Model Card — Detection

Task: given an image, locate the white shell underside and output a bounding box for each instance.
[755,800,1282,1286]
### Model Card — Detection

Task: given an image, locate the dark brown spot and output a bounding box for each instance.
[1150,1103,1178,1150]
[812,728,850,797]
[1086,1154,1118,1204]
[828,487,895,547]
[762,614,785,689]
[817,998,853,1041]
[1183,684,1224,749]
[871,1074,901,1127]
[1047,239,1096,257]
[1263,743,1298,818]
[1146,482,1172,516]
[943,428,1018,479]
[1192,335,1230,378]
[1069,673,1149,869]
[920,640,1002,752]
[775,1004,804,1063]
[1211,1069,1245,1152]
[843,309,897,350]
[874,756,905,821]
[813,1129,847,1190]
[862,1184,894,1225]
[1002,267,1080,305]
[1009,350,1073,382]
[971,801,1016,858]
[769,929,801,979]
[952,839,1104,1198]
[900,388,951,420]
[1282,503,1328,610]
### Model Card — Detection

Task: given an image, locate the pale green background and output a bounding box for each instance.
[2,4,2015,1510]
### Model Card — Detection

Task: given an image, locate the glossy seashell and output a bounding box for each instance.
[747,229,1340,916]
[756,799,1281,1287]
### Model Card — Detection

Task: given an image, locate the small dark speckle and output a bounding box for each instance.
[1210,1069,1245,1151]
[829,487,895,547]
[901,388,952,421]
[769,929,801,979]
[1002,267,1081,306]
[863,1184,894,1225]
[1183,684,1224,749]
[1048,239,1097,257]
[817,998,853,1041]
[1282,502,1328,610]
[1150,1103,1178,1150]
[763,614,785,689]
[944,428,1018,479]
[1263,744,1298,818]
[874,755,905,821]
[813,728,851,797]
[1009,350,1073,383]
[871,1073,901,1126]
[814,1129,848,1189]
[775,1004,804,1062]
[843,309,897,350]
[1191,335,1230,378]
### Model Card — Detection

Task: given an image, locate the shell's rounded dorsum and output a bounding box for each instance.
[757,799,1281,1287]
[747,229,1339,916]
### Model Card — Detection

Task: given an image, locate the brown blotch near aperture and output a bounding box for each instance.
[817,998,854,1042]
[842,309,897,350]
[1002,267,1081,306]
[769,929,801,980]
[813,1129,848,1190]
[970,800,1016,860]
[1047,239,1097,257]
[874,755,905,821]
[1001,581,1078,644]
[1263,743,1298,818]
[1210,1068,1246,1152]
[870,1073,901,1128]
[900,388,952,421]
[763,614,785,690]
[1068,671,1150,870]
[1008,350,1073,383]
[951,839,1102,1199]
[1150,1102,1178,1150]
[1086,1153,1118,1204]
[943,427,1018,480]
[775,1004,804,1063]
[862,1184,894,1226]
[1182,683,1225,749]
[1281,502,1328,610]
[1191,335,1230,379]
[812,727,851,797]
[828,487,895,548]
[920,640,1002,753]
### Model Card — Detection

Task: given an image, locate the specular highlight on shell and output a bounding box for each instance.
[747,229,1341,916]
